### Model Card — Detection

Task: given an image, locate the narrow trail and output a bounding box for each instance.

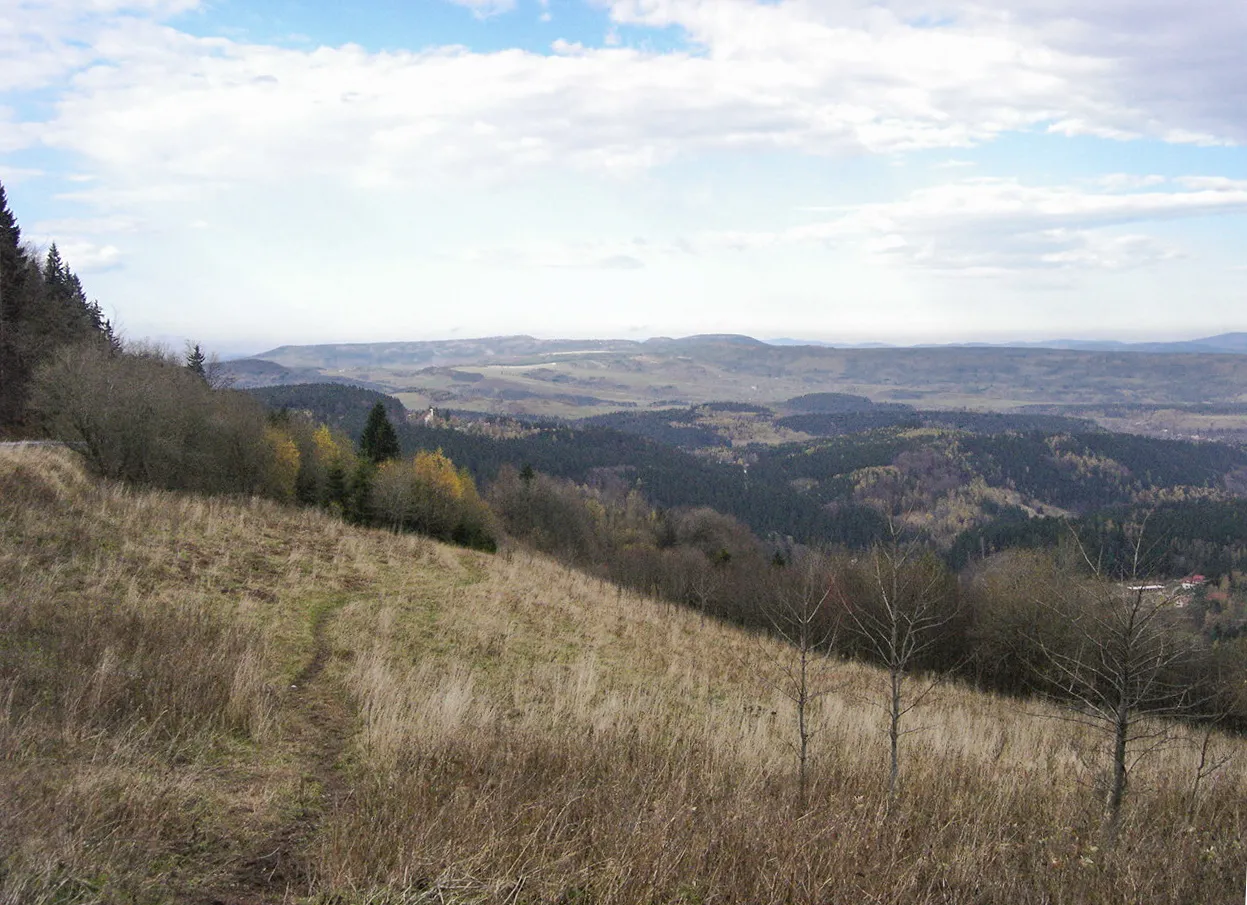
[210,603,354,905]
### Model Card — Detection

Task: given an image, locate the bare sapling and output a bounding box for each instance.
[754,550,841,812]
[1036,517,1206,841]
[841,524,961,803]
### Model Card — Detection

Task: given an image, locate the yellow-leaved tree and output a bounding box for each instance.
[262,426,301,501]
[370,449,495,550]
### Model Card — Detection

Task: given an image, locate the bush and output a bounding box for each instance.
[31,342,287,497]
[371,451,496,551]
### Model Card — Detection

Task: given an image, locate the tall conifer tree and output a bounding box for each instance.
[186,342,208,380]
[359,402,401,464]
[0,181,31,424]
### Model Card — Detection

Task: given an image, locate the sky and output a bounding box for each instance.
[2,0,1246,353]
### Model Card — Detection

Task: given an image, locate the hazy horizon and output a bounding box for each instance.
[186,327,1242,362]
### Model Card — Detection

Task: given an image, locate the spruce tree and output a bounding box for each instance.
[42,243,65,287]
[185,342,207,380]
[0,181,21,421]
[0,180,19,254]
[359,401,401,464]
[0,181,38,426]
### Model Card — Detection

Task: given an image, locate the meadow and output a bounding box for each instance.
[1,445,1243,904]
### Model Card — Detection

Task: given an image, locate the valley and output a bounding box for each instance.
[229,335,1247,441]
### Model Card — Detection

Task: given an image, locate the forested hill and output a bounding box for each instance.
[246,383,1247,577]
[248,383,407,437]
[253,384,1247,516]
[245,383,890,548]
[582,401,1101,446]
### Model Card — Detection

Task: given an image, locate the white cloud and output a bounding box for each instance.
[704,178,1247,274]
[0,0,1243,210]
[0,4,1129,200]
[0,108,37,153]
[1176,177,1247,192]
[452,239,655,270]
[1092,174,1166,192]
[0,0,1241,210]
[3,0,1247,343]
[607,0,1247,146]
[445,0,517,18]
[960,0,1247,144]
[0,1,202,92]
[33,214,141,235]
[40,239,123,271]
[0,164,45,183]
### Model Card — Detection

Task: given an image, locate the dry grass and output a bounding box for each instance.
[1,446,1244,904]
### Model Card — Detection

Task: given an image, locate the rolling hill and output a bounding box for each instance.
[224,335,1247,428]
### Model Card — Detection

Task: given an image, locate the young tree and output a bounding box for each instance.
[359,401,401,464]
[964,549,1067,694]
[755,551,841,811]
[840,530,960,802]
[1036,524,1204,840]
[370,450,495,549]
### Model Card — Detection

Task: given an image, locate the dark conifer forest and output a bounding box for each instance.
[0,182,117,430]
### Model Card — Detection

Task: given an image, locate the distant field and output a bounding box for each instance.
[229,336,1247,438]
[1086,410,1247,443]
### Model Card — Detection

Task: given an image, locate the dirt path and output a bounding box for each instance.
[209,603,354,904]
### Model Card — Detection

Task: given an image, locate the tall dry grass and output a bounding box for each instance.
[321,553,1246,904]
[0,446,396,903]
[1,446,1244,903]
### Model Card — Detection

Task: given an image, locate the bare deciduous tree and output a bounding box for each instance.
[754,551,841,811]
[31,341,277,496]
[1187,717,1234,825]
[1037,521,1205,840]
[840,529,960,802]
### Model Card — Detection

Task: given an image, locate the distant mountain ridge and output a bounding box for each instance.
[767,332,1247,354]
[252,331,1247,364]
[942,333,1247,354]
[223,332,1247,426]
[223,357,390,391]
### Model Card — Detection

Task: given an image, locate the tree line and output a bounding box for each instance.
[0,184,496,549]
[32,344,497,550]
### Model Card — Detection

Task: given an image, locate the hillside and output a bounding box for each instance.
[2,446,1244,904]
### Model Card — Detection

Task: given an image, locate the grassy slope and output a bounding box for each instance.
[2,447,1244,904]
